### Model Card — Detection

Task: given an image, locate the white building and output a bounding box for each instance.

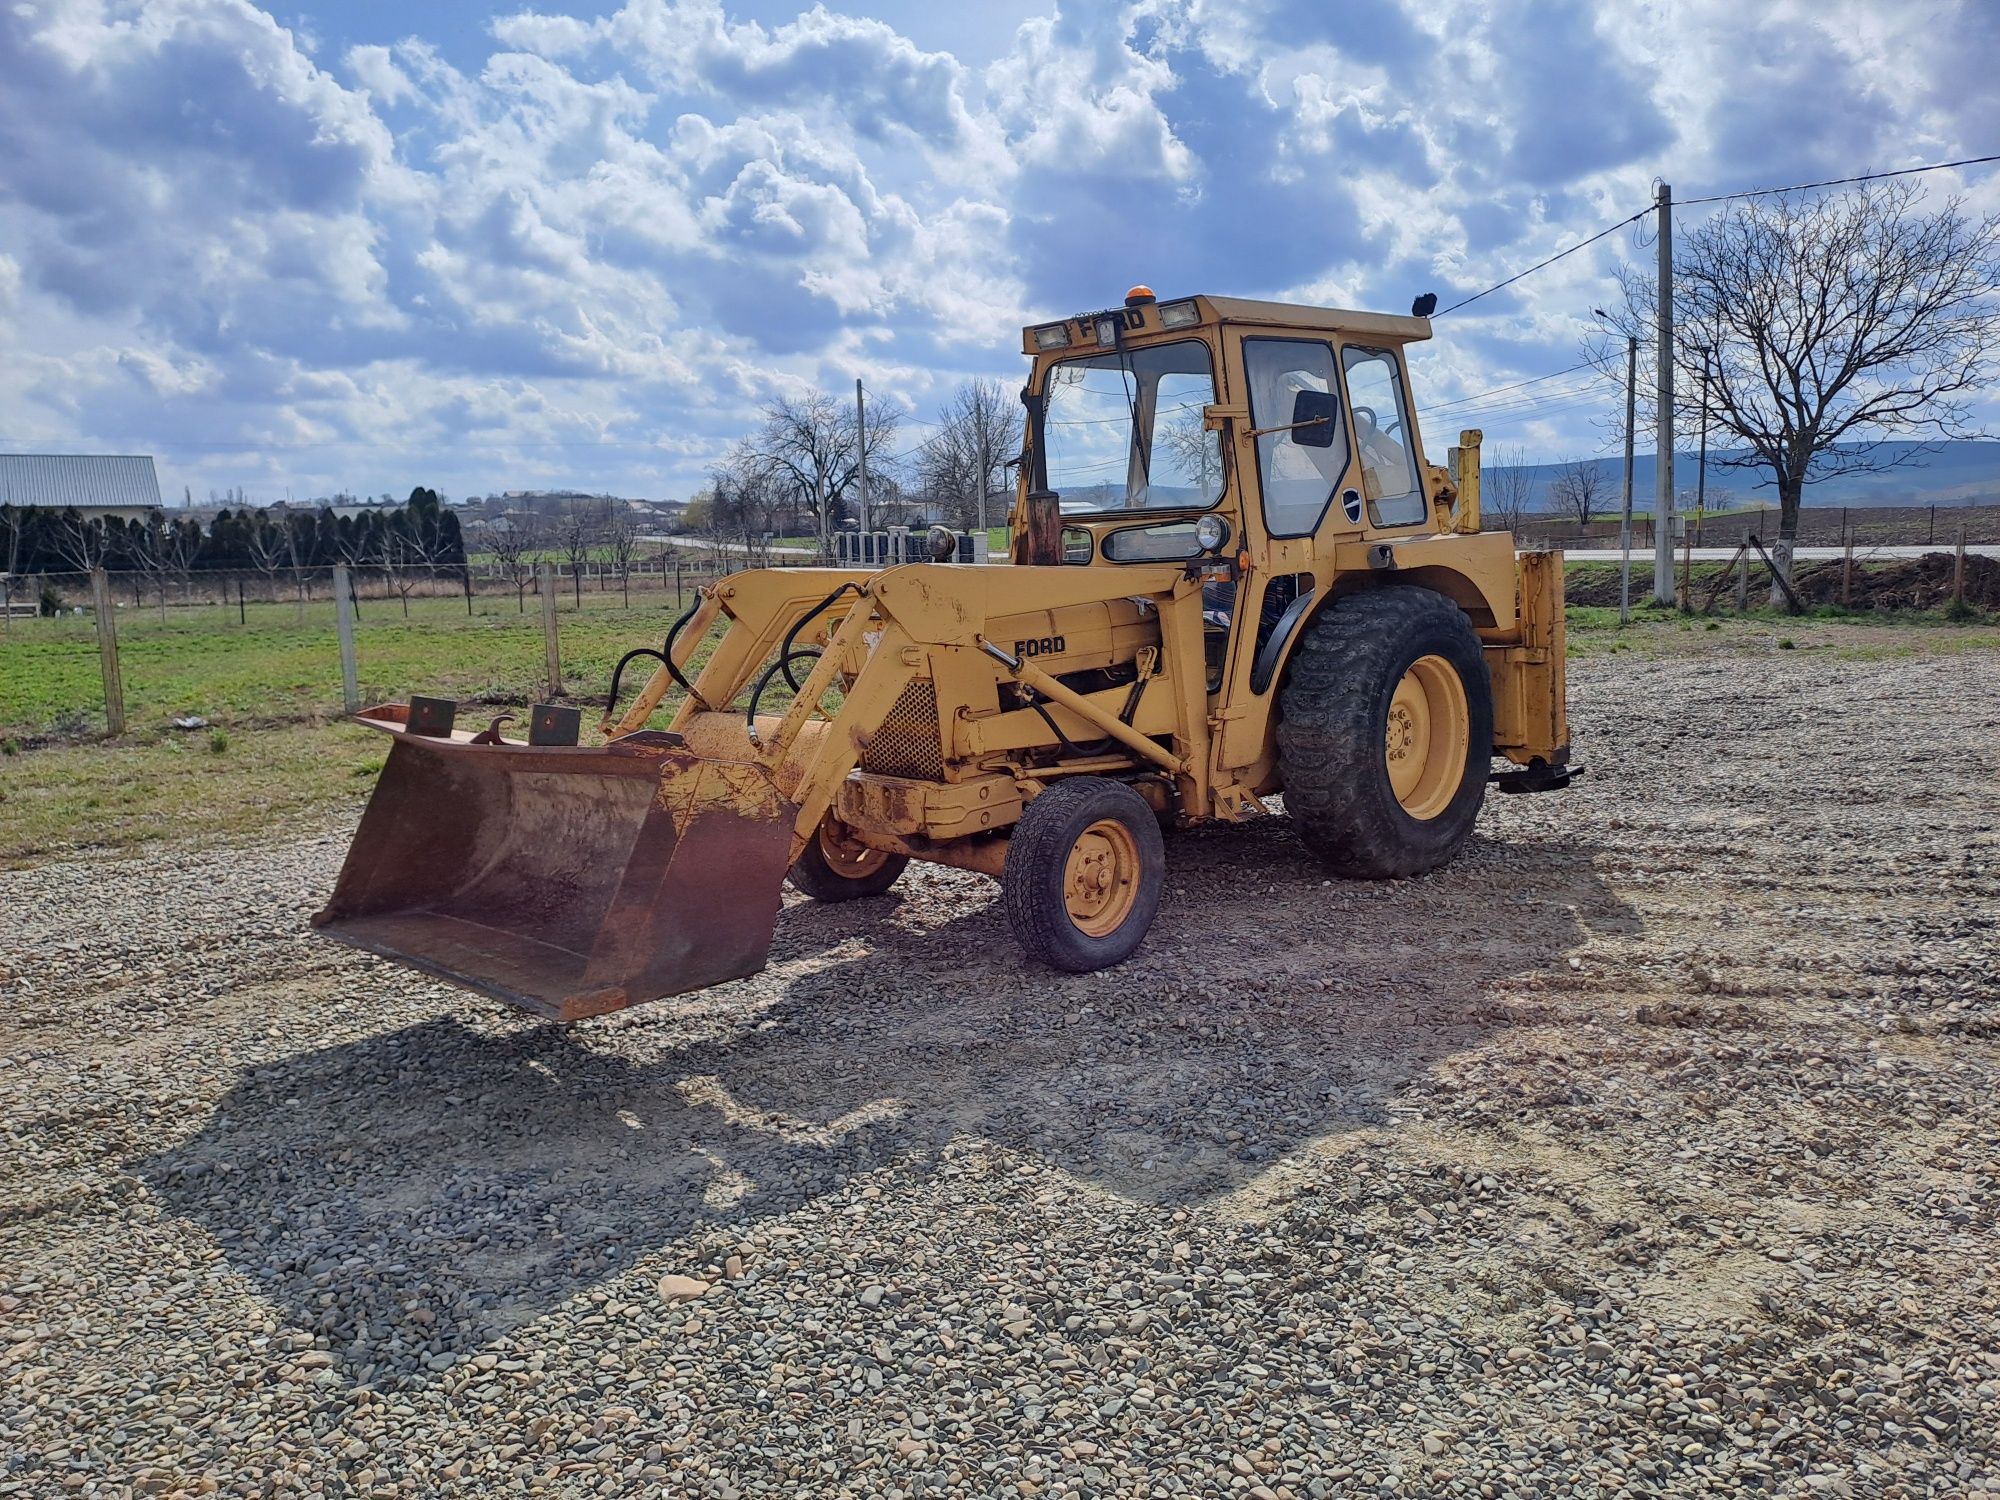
[0,454,164,524]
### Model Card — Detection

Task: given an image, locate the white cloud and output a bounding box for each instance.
[344,42,416,106]
[0,0,1993,503]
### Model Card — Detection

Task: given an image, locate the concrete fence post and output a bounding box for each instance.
[90,568,125,736]
[539,563,562,697]
[332,565,360,713]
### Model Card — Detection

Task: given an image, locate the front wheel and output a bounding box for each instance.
[1003,777,1165,973]
[787,816,908,901]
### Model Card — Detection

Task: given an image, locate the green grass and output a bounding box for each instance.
[0,588,705,741]
[0,721,386,868]
[1565,602,2000,660]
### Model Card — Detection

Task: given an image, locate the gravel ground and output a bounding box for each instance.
[3,635,1998,1499]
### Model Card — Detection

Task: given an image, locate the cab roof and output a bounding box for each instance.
[1021,294,1432,356]
[1197,295,1432,341]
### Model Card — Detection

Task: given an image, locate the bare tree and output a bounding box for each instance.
[383,520,424,618]
[1483,443,1535,534]
[51,508,114,574]
[0,503,26,580]
[244,510,289,607]
[918,379,1013,538]
[554,498,607,606]
[1158,413,1223,504]
[481,515,539,613]
[703,456,776,567]
[128,514,174,621]
[325,511,379,619]
[751,391,901,558]
[605,509,640,608]
[1549,458,1607,532]
[129,514,201,621]
[0,504,26,631]
[1598,181,2000,597]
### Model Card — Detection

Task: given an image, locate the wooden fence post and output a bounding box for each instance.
[1842,532,1854,609]
[1954,525,1967,609]
[332,565,360,713]
[1735,542,1750,613]
[539,563,562,697]
[90,569,126,735]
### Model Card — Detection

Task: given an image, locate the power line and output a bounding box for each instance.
[1434,209,1652,318]
[1433,152,1999,319]
[1679,151,2000,207]
[1427,360,1597,412]
[1438,386,1608,425]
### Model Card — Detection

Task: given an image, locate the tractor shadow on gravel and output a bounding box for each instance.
[139,818,1638,1373]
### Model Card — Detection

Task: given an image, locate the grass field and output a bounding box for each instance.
[0,589,703,743]
[2,581,1992,868]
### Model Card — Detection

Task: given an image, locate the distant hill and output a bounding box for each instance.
[1487,439,2000,512]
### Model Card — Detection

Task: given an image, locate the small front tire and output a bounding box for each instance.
[788,817,908,901]
[1003,777,1165,973]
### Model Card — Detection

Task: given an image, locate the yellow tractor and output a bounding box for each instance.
[315,289,1573,1020]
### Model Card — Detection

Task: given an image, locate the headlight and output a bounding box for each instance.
[1194,514,1229,553]
[1095,317,1119,347]
[1033,323,1071,350]
[1159,300,1199,327]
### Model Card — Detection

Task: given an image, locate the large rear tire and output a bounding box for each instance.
[1003,777,1165,973]
[1276,586,1492,878]
[788,816,908,901]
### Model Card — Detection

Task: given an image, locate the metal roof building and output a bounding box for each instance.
[0,454,164,519]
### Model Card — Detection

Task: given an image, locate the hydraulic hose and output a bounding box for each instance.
[603,597,711,726]
[745,649,828,737]
[780,582,863,690]
[603,646,669,725]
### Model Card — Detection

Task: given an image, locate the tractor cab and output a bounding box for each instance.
[1014,287,1468,705]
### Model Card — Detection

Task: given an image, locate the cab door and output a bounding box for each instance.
[1206,335,1356,768]
[1337,344,1427,531]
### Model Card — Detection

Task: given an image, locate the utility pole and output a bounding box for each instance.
[855,378,870,541]
[1653,181,1676,605]
[1619,334,1638,625]
[976,421,992,563]
[1695,352,1710,549]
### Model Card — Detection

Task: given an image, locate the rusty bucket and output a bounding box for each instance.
[313,706,798,1021]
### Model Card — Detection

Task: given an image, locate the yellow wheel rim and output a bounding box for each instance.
[1385,654,1469,821]
[1062,819,1141,937]
[818,820,891,880]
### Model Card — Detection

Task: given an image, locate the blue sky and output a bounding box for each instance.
[1,0,1995,505]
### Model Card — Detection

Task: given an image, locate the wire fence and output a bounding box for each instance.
[4,509,1992,744]
[0,551,799,743]
[0,547,821,622]
[1514,502,2000,551]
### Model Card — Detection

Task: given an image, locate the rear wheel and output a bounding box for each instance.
[1277,585,1492,878]
[1003,777,1164,973]
[787,816,908,901]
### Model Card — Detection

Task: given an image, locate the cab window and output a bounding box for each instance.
[1040,340,1223,513]
[1340,347,1424,527]
[1243,338,1350,538]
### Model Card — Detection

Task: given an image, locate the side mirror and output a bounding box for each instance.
[1289,389,1337,448]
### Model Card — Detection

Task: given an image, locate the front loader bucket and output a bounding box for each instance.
[313,707,798,1021]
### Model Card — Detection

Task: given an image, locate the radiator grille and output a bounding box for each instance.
[859,681,945,780]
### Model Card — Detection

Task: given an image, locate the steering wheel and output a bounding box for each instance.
[1355,404,1404,440]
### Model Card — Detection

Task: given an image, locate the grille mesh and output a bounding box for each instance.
[859,681,945,780]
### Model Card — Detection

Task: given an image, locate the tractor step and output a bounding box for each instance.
[1490,763,1583,795]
